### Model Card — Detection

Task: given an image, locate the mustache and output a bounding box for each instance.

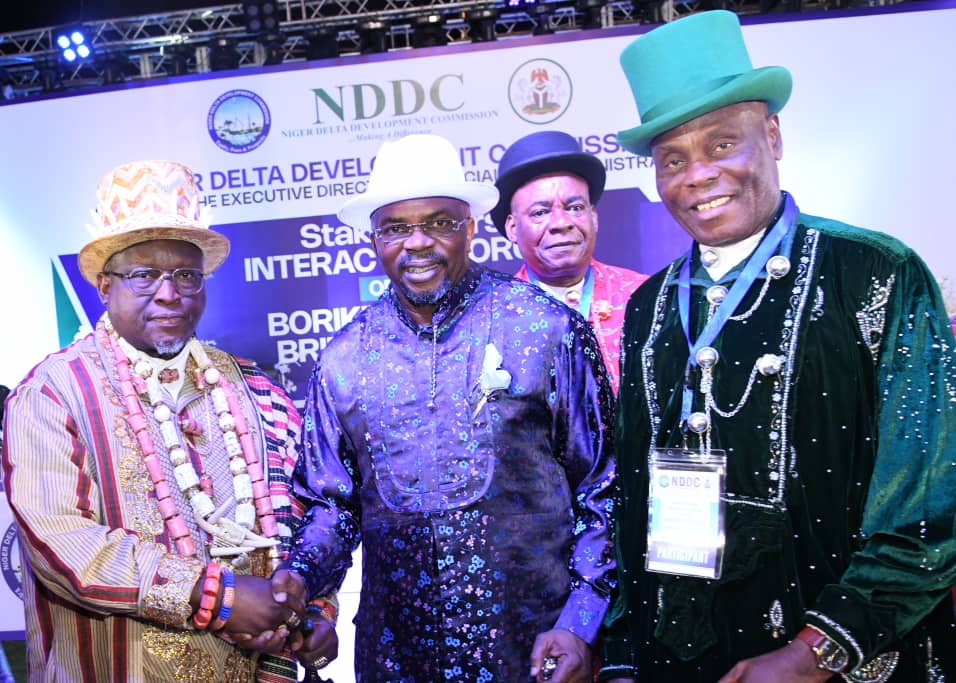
[398,252,447,270]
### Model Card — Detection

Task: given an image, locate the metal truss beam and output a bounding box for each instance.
[0,0,910,100]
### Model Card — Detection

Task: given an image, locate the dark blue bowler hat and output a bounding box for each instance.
[492,130,606,235]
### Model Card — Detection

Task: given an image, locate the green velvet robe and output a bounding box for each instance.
[601,206,956,682]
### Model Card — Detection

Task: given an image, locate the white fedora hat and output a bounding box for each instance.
[338,134,499,232]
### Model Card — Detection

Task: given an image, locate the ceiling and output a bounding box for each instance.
[0,1,225,33]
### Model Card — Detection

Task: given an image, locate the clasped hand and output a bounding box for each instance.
[226,569,338,668]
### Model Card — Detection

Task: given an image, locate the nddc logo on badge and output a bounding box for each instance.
[508,58,572,125]
[207,89,272,153]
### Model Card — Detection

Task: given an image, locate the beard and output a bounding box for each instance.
[153,339,188,358]
[396,252,453,307]
[397,277,453,306]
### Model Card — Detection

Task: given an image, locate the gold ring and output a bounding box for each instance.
[285,613,302,630]
[310,655,329,669]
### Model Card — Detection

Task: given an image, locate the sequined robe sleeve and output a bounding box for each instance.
[283,362,362,599]
[804,243,956,667]
[547,310,618,642]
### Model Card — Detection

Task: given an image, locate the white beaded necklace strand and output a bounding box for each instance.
[107,324,279,565]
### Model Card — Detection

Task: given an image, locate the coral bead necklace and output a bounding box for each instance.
[103,322,279,566]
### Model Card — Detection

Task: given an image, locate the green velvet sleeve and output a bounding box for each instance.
[807,248,956,668]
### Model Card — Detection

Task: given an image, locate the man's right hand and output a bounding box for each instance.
[225,572,308,653]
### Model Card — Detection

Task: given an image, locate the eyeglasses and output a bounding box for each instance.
[371,217,469,245]
[102,268,206,296]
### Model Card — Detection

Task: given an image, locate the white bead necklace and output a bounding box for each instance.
[112,329,279,563]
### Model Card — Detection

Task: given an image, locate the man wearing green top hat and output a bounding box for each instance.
[600,10,956,683]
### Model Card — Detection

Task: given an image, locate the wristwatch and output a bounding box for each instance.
[795,625,849,673]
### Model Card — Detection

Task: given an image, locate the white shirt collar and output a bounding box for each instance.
[700,229,767,280]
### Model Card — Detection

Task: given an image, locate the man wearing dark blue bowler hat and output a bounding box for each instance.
[493,131,648,396]
[600,10,956,683]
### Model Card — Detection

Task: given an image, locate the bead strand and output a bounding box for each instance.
[105,329,196,557]
[103,322,280,561]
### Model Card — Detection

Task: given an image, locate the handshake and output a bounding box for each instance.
[191,565,339,672]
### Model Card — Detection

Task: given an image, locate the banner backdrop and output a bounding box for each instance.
[0,4,953,675]
[0,6,952,391]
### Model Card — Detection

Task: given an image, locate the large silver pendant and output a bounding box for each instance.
[756,354,784,376]
[686,411,710,433]
[706,285,728,306]
[696,346,719,369]
[766,255,791,279]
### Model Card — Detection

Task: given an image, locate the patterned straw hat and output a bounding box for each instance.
[77,160,230,285]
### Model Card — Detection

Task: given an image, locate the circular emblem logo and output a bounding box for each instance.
[1,523,22,600]
[508,58,572,125]
[207,89,271,153]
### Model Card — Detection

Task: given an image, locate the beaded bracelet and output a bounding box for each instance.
[192,561,222,630]
[210,565,235,631]
[306,595,339,627]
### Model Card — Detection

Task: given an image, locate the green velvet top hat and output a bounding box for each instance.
[617,10,792,157]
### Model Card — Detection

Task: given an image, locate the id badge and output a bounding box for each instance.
[646,448,727,579]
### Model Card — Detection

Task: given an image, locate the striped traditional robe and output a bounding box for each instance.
[1,318,303,682]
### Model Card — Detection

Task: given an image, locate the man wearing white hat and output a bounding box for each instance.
[600,10,956,683]
[2,161,337,681]
[282,134,616,682]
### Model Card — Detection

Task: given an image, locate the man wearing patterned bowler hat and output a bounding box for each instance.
[1,160,337,681]
[493,130,649,396]
[600,10,956,683]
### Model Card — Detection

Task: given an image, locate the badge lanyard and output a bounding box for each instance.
[677,194,798,427]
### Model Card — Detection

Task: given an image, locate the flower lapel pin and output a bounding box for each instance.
[472,343,511,419]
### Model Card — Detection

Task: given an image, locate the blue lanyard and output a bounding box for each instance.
[677,194,798,425]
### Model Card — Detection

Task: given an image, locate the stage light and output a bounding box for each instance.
[0,68,14,100]
[101,54,131,85]
[165,45,192,76]
[468,9,498,42]
[412,14,447,49]
[243,1,280,35]
[358,21,388,54]
[532,4,555,35]
[55,27,92,62]
[209,37,240,71]
[39,63,63,92]
[305,29,339,60]
[262,38,284,65]
[578,0,605,29]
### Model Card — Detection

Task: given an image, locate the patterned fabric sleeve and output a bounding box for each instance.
[281,362,362,600]
[234,357,305,550]
[551,313,618,644]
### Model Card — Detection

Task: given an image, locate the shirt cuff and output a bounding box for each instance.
[554,583,610,646]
